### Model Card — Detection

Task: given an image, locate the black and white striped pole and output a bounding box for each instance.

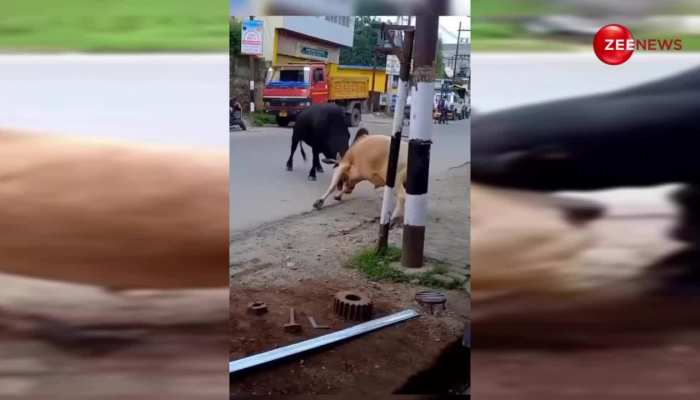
[402,16,438,268]
[378,29,414,254]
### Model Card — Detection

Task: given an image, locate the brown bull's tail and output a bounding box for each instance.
[352,128,369,145]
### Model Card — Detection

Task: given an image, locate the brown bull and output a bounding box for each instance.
[312,130,408,225]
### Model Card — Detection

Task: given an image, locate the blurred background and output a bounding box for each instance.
[471,0,700,398]
[230,0,469,16]
[473,0,700,51]
[0,0,228,148]
[0,1,228,398]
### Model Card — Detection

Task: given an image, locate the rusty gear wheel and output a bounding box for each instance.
[333,291,373,321]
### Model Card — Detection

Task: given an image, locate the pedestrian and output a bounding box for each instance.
[439,97,448,124]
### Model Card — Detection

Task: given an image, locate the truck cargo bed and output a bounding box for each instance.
[328,76,369,101]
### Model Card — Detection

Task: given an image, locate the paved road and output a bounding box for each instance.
[473,53,700,215]
[0,54,228,149]
[230,115,469,232]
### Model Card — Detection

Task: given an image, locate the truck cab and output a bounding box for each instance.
[263,63,373,127]
[263,64,317,127]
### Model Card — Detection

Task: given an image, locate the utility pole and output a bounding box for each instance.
[248,16,256,113]
[401,16,439,268]
[451,21,470,81]
[452,21,461,81]
[370,53,377,113]
[377,24,415,254]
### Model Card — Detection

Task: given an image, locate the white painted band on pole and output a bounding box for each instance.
[229,309,419,374]
[380,186,397,225]
[249,80,254,90]
[391,79,409,134]
[250,102,255,113]
[410,82,434,141]
[404,193,428,226]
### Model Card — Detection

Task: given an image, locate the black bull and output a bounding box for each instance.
[471,66,700,191]
[286,104,350,181]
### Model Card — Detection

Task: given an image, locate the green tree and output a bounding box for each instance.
[230,16,241,56]
[340,16,386,67]
[435,37,446,79]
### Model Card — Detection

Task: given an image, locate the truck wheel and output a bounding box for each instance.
[350,107,361,127]
[276,115,290,127]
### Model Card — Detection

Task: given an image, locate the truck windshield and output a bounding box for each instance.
[267,68,308,83]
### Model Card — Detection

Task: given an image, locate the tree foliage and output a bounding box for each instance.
[435,37,446,79]
[230,17,241,56]
[340,16,386,67]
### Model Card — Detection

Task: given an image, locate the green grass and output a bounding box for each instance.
[350,246,462,290]
[351,246,407,282]
[0,0,227,52]
[249,112,276,127]
[472,0,563,17]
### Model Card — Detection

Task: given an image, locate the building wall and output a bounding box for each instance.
[282,16,354,47]
[259,16,353,64]
[260,16,283,63]
[276,30,340,64]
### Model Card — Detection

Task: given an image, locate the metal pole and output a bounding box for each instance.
[378,29,414,253]
[401,16,438,268]
[452,21,461,80]
[249,16,256,113]
[371,54,377,113]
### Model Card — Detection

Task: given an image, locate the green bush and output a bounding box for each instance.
[249,112,276,127]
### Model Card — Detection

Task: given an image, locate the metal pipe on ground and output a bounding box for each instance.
[229,309,419,374]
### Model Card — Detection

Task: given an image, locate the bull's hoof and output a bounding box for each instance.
[316,165,324,173]
[308,175,317,181]
[333,195,342,202]
[313,199,324,210]
[286,165,293,171]
[390,216,404,229]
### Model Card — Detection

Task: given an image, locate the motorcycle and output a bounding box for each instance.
[230,101,246,131]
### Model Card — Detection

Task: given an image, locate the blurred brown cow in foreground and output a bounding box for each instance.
[0,129,227,289]
[0,129,228,326]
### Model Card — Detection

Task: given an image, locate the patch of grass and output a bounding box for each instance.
[417,272,461,291]
[0,0,226,52]
[351,246,407,283]
[472,0,562,17]
[249,112,276,127]
[350,246,464,290]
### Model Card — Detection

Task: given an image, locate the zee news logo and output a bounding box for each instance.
[593,24,683,65]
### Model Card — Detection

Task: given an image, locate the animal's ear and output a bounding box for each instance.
[352,128,369,144]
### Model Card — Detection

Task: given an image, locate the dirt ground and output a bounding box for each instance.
[230,282,467,396]
[229,169,470,396]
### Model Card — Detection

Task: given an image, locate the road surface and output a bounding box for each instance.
[472,53,700,215]
[0,54,228,149]
[230,115,470,232]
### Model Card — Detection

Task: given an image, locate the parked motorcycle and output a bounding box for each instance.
[230,100,246,131]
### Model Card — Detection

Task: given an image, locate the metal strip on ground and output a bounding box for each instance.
[229,309,419,374]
